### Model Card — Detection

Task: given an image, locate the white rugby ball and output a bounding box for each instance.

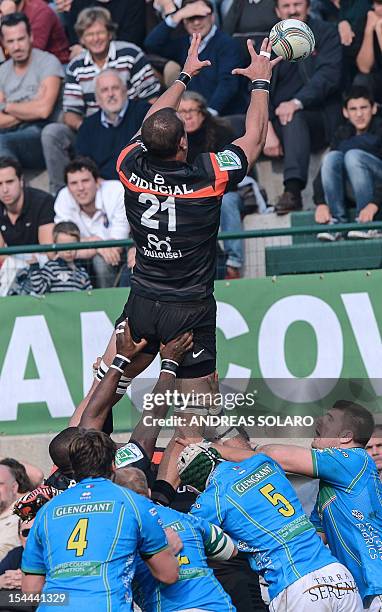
[270,19,315,62]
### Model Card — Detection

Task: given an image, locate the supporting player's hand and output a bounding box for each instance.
[182,33,211,77]
[165,527,183,555]
[115,319,148,360]
[160,332,193,364]
[232,37,282,82]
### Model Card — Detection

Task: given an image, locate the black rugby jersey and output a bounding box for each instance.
[117,138,248,301]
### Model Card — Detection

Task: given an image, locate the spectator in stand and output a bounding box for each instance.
[0,0,70,64]
[0,157,54,272]
[58,0,147,49]
[355,0,382,104]
[0,462,28,561]
[0,13,64,171]
[54,157,129,288]
[41,6,160,195]
[264,0,342,214]
[145,0,248,116]
[0,458,43,490]
[314,86,382,240]
[0,518,33,593]
[76,69,149,180]
[366,423,382,478]
[27,221,92,295]
[179,91,244,278]
[220,0,278,38]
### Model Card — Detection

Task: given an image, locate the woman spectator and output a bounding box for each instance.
[179,91,244,279]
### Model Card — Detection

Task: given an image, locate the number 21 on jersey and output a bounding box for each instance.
[139,193,176,232]
[66,518,89,557]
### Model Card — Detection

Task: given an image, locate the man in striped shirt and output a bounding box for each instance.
[41,6,160,195]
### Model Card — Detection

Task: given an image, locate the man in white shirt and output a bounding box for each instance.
[54,156,129,287]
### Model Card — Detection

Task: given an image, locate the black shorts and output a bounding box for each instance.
[116,292,216,378]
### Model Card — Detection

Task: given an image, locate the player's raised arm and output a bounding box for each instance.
[135,33,211,133]
[232,38,282,168]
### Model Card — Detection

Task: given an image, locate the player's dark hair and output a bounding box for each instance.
[141,108,185,159]
[114,467,149,496]
[0,156,23,178]
[49,427,79,475]
[69,429,117,481]
[343,86,375,107]
[0,12,31,36]
[0,458,32,494]
[64,157,100,184]
[333,400,375,447]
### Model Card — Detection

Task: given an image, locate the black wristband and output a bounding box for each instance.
[251,80,270,92]
[160,358,179,377]
[151,480,176,507]
[111,354,131,374]
[176,72,192,89]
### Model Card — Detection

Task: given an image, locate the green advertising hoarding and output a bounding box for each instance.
[0,270,381,435]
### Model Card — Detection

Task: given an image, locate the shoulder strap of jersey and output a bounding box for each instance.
[116,139,143,181]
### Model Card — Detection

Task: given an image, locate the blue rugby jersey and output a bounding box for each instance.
[22,477,168,611]
[191,454,337,601]
[310,447,382,603]
[133,505,235,611]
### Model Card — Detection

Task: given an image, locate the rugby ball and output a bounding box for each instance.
[270,19,315,62]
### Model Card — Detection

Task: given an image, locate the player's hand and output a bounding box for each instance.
[160,332,193,364]
[165,527,183,555]
[127,246,136,270]
[315,204,331,224]
[232,37,282,82]
[358,202,378,223]
[115,319,147,360]
[338,20,355,46]
[182,33,211,77]
[263,123,283,157]
[275,100,299,126]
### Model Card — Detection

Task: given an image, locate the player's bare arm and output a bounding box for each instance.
[176,438,315,478]
[130,332,193,458]
[232,38,282,168]
[79,320,148,431]
[135,32,211,134]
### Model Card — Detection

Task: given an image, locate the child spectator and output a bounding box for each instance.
[27,221,92,294]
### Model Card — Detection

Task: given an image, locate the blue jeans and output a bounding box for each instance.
[321,149,382,223]
[220,191,244,269]
[0,124,45,169]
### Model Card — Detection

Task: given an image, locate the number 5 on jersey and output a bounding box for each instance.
[66,518,89,556]
[259,483,295,517]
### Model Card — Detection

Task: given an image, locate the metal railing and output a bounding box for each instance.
[1,221,382,256]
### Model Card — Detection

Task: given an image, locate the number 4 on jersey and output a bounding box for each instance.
[66,518,89,556]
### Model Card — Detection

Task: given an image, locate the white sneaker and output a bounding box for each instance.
[317,231,342,242]
[347,229,382,240]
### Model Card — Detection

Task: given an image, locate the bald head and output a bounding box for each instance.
[114,467,150,497]
[95,69,127,116]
